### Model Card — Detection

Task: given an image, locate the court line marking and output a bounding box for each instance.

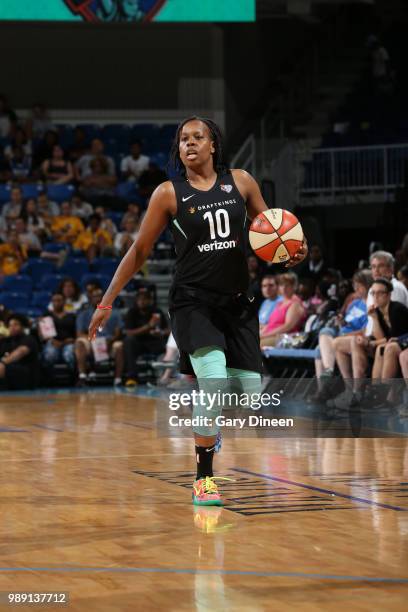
[233,468,407,512]
[0,567,406,582]
[0,450,264,463]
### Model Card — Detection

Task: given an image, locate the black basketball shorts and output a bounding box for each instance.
[168,285,263,375]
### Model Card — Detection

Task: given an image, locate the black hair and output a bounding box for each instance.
[399,264,408,278]
[168,116,229,178]
[372,277,393,293]
[57,277,81,300]
[52,291,64,298]
[88,213,102,224]
[7,313,29,328]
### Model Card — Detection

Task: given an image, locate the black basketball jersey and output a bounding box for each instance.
[170,173,249,295]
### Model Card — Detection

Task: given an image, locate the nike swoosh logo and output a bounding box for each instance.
[182,194,196,202]
[248,297,255,302]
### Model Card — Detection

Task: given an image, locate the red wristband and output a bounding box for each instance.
[97,304,112,310]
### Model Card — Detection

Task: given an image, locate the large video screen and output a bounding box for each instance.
[0,1,255,22]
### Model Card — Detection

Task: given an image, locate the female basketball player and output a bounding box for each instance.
[89,117,307,505]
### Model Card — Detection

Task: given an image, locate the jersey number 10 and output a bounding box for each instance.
[203,209,230,239]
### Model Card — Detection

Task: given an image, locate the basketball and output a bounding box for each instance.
[249,208,304,263]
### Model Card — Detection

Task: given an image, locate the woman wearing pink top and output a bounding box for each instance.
[260,272,306,347]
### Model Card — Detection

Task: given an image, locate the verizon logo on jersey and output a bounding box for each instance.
[197,240,237,252]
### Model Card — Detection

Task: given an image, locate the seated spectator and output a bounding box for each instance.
[25,103,55,140]
[297,278,320,316]
[0,315,39,390]
[82,280,102,310]
[0,94,17,139]
[1,186,24,222]
[258,275,282,334]
[94,205,118,237]
[0,229,27,276]
[41,145,74,184]
[75,138,115,180]
[74,213,113,262]
[6,146,32,183]
[37,191,60,219]
[260,273,306,348]
[123,289,169,386]
[297,244,327,283]
[0,304,11,337]
[67,127,88,164]
[79,156,117,205]
[33,130,59,169]
[20,198,47,240]
[4,127,32,160]
[138,163,166,199]
[314,270,372,394]
[397,265,408,291]
[75,286,123,386]
[114,214,139,257]
[121,202,142,228]
[14,217,42,254]
[0,214,7,242]
[51,200,84,244]
[49,278,87,314]
[71,194,93,220]
[40,292,76,370]
[332,278,408,408]
[121,141,150,182]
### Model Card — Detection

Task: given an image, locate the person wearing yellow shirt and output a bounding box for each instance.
[74,213,112,262]
[51,200,84,244]
[0,229,27,276]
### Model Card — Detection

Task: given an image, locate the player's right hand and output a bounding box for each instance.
[88,308,112,340]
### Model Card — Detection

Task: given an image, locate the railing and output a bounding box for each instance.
[230,133,256,175]
[300,144,408,201]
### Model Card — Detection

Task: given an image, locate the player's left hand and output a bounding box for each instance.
[285,238,308,268]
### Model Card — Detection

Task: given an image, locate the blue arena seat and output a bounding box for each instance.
[22,184,41,199]
[32,291,52,311]
[0,274,33,296]
[38,274,66,292]
[21,259,55,287]
[0,185,11,203]
[47,184,75,202]
[42,242,70,254]
[116,182,140,201]
[91,257,119,277]
[59,257,89,282]
[0,292,30,313]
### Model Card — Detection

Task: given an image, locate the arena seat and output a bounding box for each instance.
[47,184,75,202]
[0,292,30,313]
[91,257,119,277]
[116,182,140,201]
[32,291,52,311]
[0,185,11,203]
[22,184,41,199]
[0,274,33,296]
[38,274,66,292]
[21,259,55,286]
[59,257,89,282]
[80,273,111,291]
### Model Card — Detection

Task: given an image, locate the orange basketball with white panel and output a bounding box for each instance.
[249,208,304,263]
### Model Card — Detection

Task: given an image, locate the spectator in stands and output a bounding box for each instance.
[0,315,39,390]
[25,103,54,140]
[0,229,27,276]
[41,145,74,184]
[258,275,282,334]
[0,215,8,242]
[6,146,32,183]
[138,163,166,199]
[74,213,113,262]
[51,200,84,244]
[123,289,169,386]
[94,205,118,237]
[79,156,117,205]
[40,292,76,370]
[67,127,88,164]
[75,286,123,386]
[114,214,139,257]
[0,95,17,139]
[4,127,32,160]
[75,138,115,179]
[0,304,11,337]
[0,148,11,182]
[33,130,59,169]
[397,265,408,291]
[14,217,42,254]
[121,202,142,228]
[260,273,306,348]
[298,244,327,283]
[331,278,408,408]
[121,141,150,182]
[21,198,47,240]
[71,194,93,220]
[51,278,87,314]
[1,186,23,222]
[83,280,102,310]
[37,191,60,219]
[314,270,372,393]
[297,278,320,315]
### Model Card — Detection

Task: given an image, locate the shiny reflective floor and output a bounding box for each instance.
[0,389,407,611]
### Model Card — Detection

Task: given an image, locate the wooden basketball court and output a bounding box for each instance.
[0,389,407,611]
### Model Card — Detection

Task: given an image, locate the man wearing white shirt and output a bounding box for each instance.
[120,141,150,182]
